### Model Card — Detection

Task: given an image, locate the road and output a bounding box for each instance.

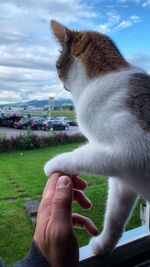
[0,126,80,138]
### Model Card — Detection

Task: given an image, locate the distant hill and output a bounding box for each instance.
[0,98,73,108]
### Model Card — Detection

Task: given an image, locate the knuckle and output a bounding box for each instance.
[52,194,70,208]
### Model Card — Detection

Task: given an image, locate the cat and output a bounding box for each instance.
[44,20,150,255]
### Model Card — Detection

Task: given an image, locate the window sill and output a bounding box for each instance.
[79,225,150,266]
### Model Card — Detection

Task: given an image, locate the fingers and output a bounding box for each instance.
[42,173,87,204]
[73,189,92,209]
[42,172,64,202]
[70,175,88,190]
[39,172,89,219]
[38,172,91,228]
[50,176,73,226]
[72,214,99,236]
[35,175,73,245]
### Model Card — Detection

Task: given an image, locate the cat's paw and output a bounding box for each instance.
[44,152,72,177]
[89,235,115,256]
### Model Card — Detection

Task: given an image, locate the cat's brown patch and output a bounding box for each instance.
[51,20,129,81]
[71,31,129,77]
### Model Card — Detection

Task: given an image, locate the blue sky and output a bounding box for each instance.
[0,0,150,104]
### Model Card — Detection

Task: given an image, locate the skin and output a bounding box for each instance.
[34,172,99,267]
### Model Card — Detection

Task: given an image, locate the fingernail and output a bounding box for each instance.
[57,176,70,188]
[94,229,100,236]
[87,201,92,209]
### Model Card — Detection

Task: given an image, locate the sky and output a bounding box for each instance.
[0,0,150,104]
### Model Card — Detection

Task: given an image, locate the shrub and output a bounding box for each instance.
[0,130,86,152]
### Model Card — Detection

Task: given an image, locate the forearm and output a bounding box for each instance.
[0,240,50,267]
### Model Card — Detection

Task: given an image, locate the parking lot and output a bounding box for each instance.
[0,126,80,138]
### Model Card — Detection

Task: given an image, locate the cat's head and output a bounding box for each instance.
[51,20,128,91]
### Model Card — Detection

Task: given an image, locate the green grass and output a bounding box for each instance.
[51,110,76,120]
[0,143,144,264]
[0,173,18,199]
[0,200,33,264]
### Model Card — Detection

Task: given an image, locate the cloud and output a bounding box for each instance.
[117,0,128,3]
[0,0,149,104]
[117,0,150,7]
[107,11,121,24]
[0,0,96,103]
[0,65,71,103]
[0,44,55,71]
[97,11,141,33]
[115,15,141,30]
[128,53,150,72]
[0,0,96,24]
[142,0,150,7]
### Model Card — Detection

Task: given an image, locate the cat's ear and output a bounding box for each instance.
[51,20,71,46]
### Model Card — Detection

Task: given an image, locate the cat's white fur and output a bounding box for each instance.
[44,59,150,255]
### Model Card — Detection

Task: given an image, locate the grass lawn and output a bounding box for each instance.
[51,110,76,120]
[0,143,143,264]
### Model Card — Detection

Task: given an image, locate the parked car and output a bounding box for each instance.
[56,116,70,125]
[42,120,69,131]
[68,120,78,126]
[14,117,33,129]
[56,117,77,126]
[0,115,23,127]
[31,118,47,130]
[42,119,54,129]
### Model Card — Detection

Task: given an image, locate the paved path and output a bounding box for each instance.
[0,126,80,138]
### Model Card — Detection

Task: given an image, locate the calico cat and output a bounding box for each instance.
[44,20,150,255]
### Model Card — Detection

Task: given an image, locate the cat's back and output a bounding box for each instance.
[77,66,146,122]
[77,66,150,144]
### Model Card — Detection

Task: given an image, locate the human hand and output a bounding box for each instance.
[34,172,99,267]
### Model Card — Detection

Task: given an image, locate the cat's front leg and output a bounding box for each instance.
[44,142,126,178]
[89,177,138,255]
[44,143,98,177]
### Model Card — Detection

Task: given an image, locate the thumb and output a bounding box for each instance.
[50,176,73,225]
